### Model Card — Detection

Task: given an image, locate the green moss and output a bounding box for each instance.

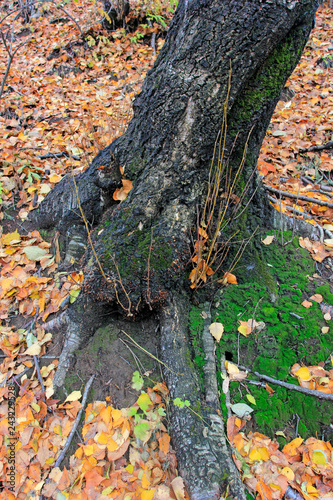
[231,26,308,126]
[189,232,333,440]
[102,218,173,279]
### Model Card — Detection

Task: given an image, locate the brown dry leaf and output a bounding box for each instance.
[113,178,133,201]
[301,300,313,309]
[310,293,323,303]
[224,272,238,284]
[170,477,186,500]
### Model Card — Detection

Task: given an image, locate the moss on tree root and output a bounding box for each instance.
[189,231,333,443]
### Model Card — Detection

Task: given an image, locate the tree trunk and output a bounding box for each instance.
[34,0,317,497]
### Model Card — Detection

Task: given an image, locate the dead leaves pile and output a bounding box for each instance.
[0,0,170,220]
[258,5,333,227]
[299,237,333,263]
[291,363,333,395]
[41,385,184,500]
[228,416,333,500]
[0,230,83,321]
[0,379,186,500]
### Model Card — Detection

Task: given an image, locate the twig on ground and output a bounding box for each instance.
[299,140,333,153]
[53,374,95,468]
[238,364,333,401]
[265,184,333,208]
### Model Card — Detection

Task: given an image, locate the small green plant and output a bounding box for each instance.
[0,182,3,205]
[130,371,166,442]
[146,13,167,28]
[17,161,42,185]
[130,32,144,44]
[173,397,190,409]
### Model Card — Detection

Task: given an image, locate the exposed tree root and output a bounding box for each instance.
[160,292,247,500]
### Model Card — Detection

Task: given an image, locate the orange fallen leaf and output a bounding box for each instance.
[301,300,313,308]
[256,479,272,500]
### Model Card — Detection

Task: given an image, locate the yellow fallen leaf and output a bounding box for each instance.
[141,471,150,489]
[95,431,108,445]
[141,489,156,500]
[294,366,311,381]
[312,449,327,465]
[65,390,82,402]
[24,343,41,356]
[225,361,239,375]
[49,173,62,183]
[280,467,295,480]
[209,322,224,342]
[324,312,331,321]
[322,326,329,334]
[249,446,269,461]
[262,235,274,245]
[306,484,319,495]
[238,321,248,336]
[2,230,21,246]
[246,394,256,405]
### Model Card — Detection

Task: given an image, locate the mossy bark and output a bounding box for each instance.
[35,0,317,319]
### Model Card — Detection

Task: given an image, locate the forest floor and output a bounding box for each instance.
[0,1,333,499]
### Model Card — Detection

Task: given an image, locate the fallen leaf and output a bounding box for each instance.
[209,322,224,341]
[324,238,333,248]
[170,477,185,500]
[310,293,323,303]
[301,300,313,308]
[280,466,294,480]
[246,394,256,405]
[23,246,48,261]
[65,390,82,402]
[231,403,253,418]
[262,235,274,245]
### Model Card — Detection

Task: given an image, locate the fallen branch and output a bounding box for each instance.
[238,365,333,401]
[54,374,95,468]
[298,140,333,153]
[265,184,333,208]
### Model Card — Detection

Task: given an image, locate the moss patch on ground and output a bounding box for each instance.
[189,232,333,443]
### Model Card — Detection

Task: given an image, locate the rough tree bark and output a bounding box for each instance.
[33,0,318,497]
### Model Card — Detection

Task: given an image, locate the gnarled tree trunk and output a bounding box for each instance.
[33,0,317,497]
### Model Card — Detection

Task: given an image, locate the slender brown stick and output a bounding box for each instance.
[238,365,333,401]
[265,184,333,208]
